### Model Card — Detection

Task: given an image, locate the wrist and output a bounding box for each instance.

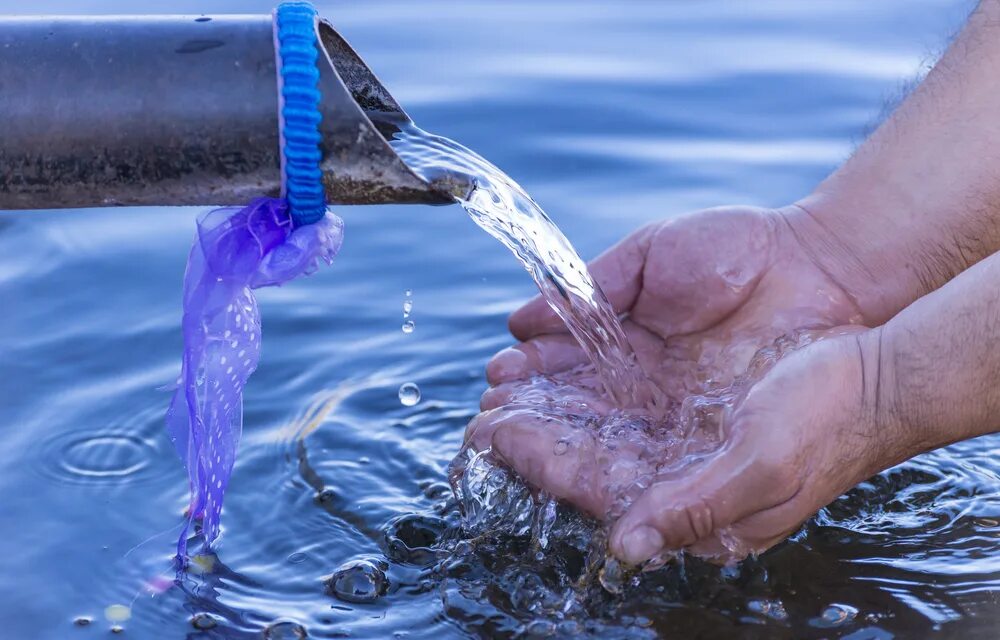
[776,197,918,325]
[853,323,962,474]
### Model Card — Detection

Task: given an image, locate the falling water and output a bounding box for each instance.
[393,125,656,409]
[390,125,821,580]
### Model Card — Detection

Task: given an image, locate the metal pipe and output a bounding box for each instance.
[0,14,468,210]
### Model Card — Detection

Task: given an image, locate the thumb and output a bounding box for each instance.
[608,430,797,564]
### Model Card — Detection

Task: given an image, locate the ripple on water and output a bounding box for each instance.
[34,430,168,485]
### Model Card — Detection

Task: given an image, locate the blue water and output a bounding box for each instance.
[3,1,999,638]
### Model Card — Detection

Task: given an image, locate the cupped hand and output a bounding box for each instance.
[481,205,864,409]
[466,205,875,561]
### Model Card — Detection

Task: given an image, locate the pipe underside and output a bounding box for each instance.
[0,15,461,210]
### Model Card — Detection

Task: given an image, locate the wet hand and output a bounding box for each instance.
[472,327,883,563]
[466,205,871,557]
[482,205,865,408]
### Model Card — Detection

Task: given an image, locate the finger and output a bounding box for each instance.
[609,435,797,565]
[480,383,518,410]
[485,335,589,385]
[489,413,608,517]
[465,408,504,450]
[508,224,654,341]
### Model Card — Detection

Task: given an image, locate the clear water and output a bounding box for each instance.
[393,125,653,408]
[4,1,1000,638]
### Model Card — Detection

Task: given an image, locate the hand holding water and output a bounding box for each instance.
[467,204,868,559]
[470,0,1000,566]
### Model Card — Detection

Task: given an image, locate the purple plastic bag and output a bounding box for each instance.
[166,198,343,559]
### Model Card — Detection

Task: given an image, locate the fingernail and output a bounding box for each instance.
[619,526,664,565]
[487,347,528,381]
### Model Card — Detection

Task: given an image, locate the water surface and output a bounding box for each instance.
[3,1,997,638]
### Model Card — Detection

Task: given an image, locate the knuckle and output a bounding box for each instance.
[681,496,717,543]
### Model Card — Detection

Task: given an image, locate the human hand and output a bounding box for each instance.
[470,217,1000,565]
[480,204,865,414]
[472,325,882,563]
[465,205,871,557]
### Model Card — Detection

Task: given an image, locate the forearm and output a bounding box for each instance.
[866,249,1000,465]
[788,0,1000,324]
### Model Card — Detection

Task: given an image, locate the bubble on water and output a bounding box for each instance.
[814,603,859,628]
[399,382,421,406]
[401,320,415,334]
[748,598,789,621]
[325,558,389,604]
[263,621,309,639]
[191,613,220,630]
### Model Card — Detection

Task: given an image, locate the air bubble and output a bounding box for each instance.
[191,613,219,630]
[398,382,421,406]
[325,558,389,603]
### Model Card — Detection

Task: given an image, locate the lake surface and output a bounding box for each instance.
[3,1,998,638]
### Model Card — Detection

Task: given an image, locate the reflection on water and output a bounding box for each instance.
[1,0,994,638]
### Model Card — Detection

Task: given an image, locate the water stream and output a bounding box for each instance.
[394,125,654,410]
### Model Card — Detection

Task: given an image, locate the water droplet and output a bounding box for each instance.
[325,559,389,603]
[111,625,125,634]
[553,440,569,456]
[401,320,415,334]
[398,383,421,406]
[403,299,413,317]
[404,288,412,297]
